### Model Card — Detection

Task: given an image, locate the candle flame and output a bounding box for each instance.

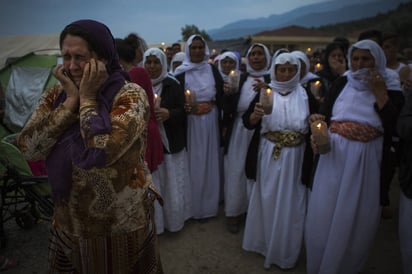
[316,123,322,129]
[266,88,272,95]
[230,70,235,75]
[185,89,191,95]
[316,63,321,68]
[315,80,321,86]
[154,94,158,99]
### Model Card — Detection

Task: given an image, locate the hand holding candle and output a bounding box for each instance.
[310,120,331,154]
[227,70,240,94]
[185,89,197,113]
[154,94,161,109]
[310,80,322,99]
[259,88,274,114]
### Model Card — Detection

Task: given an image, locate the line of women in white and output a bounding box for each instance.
[142,36,403,274]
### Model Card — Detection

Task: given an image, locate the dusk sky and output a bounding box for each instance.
[0,0,381,44]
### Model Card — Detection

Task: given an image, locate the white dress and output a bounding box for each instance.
[305,85,383,274]
[224,76,263,217]
[242,86,309,269]
[152,82,192,234]
[185,66,222,219]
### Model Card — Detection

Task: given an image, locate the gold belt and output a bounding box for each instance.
[263,131,305,159]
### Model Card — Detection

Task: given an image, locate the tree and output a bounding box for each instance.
[181,24,212,42]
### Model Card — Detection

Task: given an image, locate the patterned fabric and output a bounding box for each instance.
[263,131,305,159]
[18,82,163,272]
[48,194,162,274]
[330,120,383,142]
[192,102,214,115]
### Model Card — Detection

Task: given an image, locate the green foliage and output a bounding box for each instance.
[181,24,212,42]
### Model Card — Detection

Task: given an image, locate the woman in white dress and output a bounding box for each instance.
[305,39,400,274]
[174,35,224,220]
[143,48,192,233]
[242,52,317,270]
[222,44,271,233]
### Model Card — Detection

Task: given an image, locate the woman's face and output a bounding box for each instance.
[350,49,375,71]
[144,55,162,79]
[189,39,205,63]
[248,46,267,71]
[275,62,297,82]
[220,57,237,75]
[61,34,98,87]
[328,48,345,65]
[172,61,182,72]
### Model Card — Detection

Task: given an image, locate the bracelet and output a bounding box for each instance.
[79,101,97,113]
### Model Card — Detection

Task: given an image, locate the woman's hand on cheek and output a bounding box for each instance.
[79,58,108,101]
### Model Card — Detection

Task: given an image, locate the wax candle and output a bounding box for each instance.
[154,94,161,109]
[310,120,331,154]
[228,70,240,94]
[185,89,192,105]
[310,80,322,99]
[259,88,274,114]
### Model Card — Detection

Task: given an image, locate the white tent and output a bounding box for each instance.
[0,34,61,134]
[0,34,60,70]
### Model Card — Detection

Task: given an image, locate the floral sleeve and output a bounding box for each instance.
[78,82,149,166]
[18,85,79,161]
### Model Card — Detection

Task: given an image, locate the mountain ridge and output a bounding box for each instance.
[208,0,409,40]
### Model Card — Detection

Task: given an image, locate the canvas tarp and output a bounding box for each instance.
[0,34,60,70]
[0,34,61,133]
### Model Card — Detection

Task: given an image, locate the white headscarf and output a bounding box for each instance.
[173,34,210,76]
[269,52,301,95]
[347,39,388,91]
[290,50,319,84]
[169,52,185,74]
[245,43,271,77]
[218,51,240,81]
[143,48,169,86]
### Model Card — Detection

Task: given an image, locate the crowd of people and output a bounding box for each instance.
[2,17,410,273]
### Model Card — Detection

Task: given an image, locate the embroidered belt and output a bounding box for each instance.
[263,131,305,159]
[192,102,214,115]
[330,121,383,142]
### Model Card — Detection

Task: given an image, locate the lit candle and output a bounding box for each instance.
[154,94,161,109]
[228,70,240,94]
[310,80,322,99]
[315,62,322,72]
[185,89,192,105]
[310,120,331,154]
[259,88,274,114]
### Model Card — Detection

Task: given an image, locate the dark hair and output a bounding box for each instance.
[124,33,141,50]
[333,37,350,52]
[59,24,96,56]
[114,38,135,63]
[357,29,383,45]
[321,42,346,74]
[172,43,181,48]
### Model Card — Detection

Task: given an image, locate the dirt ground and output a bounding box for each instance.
[0,182,403,274]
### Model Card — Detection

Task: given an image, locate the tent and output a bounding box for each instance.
[0,34,61,135]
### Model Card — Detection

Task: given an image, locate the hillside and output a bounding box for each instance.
[208,0,411,41]
[317,1,412,48]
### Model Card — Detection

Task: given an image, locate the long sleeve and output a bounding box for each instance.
[18,85,78,161]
